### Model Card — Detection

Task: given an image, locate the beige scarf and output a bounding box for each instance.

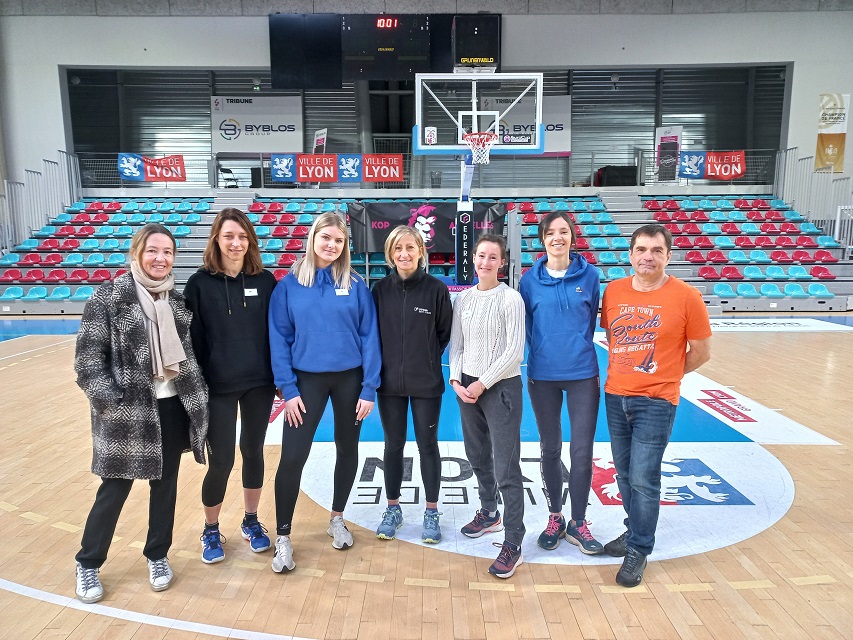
[130,261,186,382]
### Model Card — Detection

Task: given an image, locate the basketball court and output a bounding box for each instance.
[1,315,852,639]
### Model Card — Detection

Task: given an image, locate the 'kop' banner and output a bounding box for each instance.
[678,150,745,180]
[270,154,404,183]
[117,154,186,182]
[815,93,849,172]
[348,201,506,254]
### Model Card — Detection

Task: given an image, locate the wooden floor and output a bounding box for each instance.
[1,320,852,640]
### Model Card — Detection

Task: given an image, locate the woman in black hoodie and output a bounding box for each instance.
[371,225,452,544]
[183,208,277,564]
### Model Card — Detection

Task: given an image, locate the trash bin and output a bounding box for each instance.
[430,171,442,188]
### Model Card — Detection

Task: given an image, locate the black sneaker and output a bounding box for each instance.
[604,530,627,557]
[615,547,647,588]
[488,541,523,578]
[460,508,503,538]
[537,513,566,550]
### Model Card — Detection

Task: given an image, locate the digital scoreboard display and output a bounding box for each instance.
[341,14,431,81]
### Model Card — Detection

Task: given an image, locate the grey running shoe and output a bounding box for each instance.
[328,515,354,549]
[376,506,403,540]
[272,536,296,572]
[616,547,647,588]
[566,519,604,555]
[422,510,442,544]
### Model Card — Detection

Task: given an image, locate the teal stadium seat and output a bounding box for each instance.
[788,265,811,280]
[0,286,23,300]
[808,283,834,298]
[536,202,551,212]
[716,199,734,210]
[115,225,134,238]
[611,237,629,250]
[729,250,749,263]
[596,267,605,281]
[680,199,698,211]
[583,225,602,236]
[164,213,182,225]
[80,239,100,251]
[590,237,609,250]
[71,286,94,301]
[147,213,165,223]
[521,253,534,266]
[765,265,787,280]
[554,201,570,211]
[194,201,210,212]
[320,202,337,213]
[770,199,791,210]
[599,251,618,264]
[101,239,120,251]
[618,251,630,264]
[121,201,139,213]
[800,222,821,234]
[728,211,747,222]
[428,266,445,276]
[105,254,125,267]
[602,224,620,236]
[108,213,127,225]
[369,266,387,278]
[303,202,319,213]
[749,250,771,264]
[93,225,114,238]
[33,225,56,238]
[817,235,840,247]
[46,286,71,301]
[127,213,146,225]
[784,210,804,222]
[760,283,785,298]
[351,253,366,265]
[176,201,193,212]
[61,253,84,267]
[576,213,594,224]
[297,214,314,224]
[23,286,48,300]
[714,236,735,248]
[285,202,301,213]
[66,201,86,213]
[172,225,191,237]
[736,283,761,298]
[572,202,589,212]
[743,266,765,280]
[15,239,38,252]
[141,201,158,212]
[784,283,810,298]
[589,201,606,212]
[698,199,715,210]
[607,267,627,280]
[184,213,201,224]
[261,253,276,267]
[710,211,728,222]
[84,253,105,266]
[265,239,283,251]
[713,283,736,298]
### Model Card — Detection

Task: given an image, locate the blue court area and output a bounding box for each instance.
[0,319,80,342]
[314,343,751,445]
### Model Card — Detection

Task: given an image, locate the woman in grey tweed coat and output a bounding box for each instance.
[72,223,208,604]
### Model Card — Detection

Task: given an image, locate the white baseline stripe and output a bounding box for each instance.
[0,578,313,640]
[0,337,75,361]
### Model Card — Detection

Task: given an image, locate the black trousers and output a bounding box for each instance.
[201,384,276,507]
[377,394,442,504]
[274,368,363,536]
[76,396,189,569]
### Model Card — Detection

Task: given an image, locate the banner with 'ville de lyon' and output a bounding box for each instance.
[117,154,186,182]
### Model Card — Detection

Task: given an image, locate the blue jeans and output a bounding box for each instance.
[605,393,678,556]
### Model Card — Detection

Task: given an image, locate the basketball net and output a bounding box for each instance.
[463,132,499,165]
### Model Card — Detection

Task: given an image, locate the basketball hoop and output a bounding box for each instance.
[463,132,499,165]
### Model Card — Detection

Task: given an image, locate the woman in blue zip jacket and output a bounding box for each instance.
[518,210,604,556]
[371,225,452,544]
[268,212,380,573]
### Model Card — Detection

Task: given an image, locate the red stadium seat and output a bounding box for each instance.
[278,253,298,267]
[721,266,744,280]
[71,213,91,224]
[428,253,446,264]
[66,269,89,282]
[18,253,41,266]
[272,226,290,238]
[91,213,109,224]
[260,213,278,225]
[285,239,304,251]
[20,268,45,282]
[765,209,785,221]
[273,268,288,280]
[43,269,67,283]
[653,211,671,222]
[693,236,714,249]
[248,202,266,213]
[575,237,589,250]
[522,213,539,224]
[685,250,706,263]
[791,250,815,263]
[291,226,309,238]
[698,266,721,280]
[75,225,96,237]
[682,223,701,235]
[60,238,80,251]
[55,225,75,237]
[796,236,818,248]
[690,210,709,222]
[673,236,693,249]
[84,201,105,213]
[664,223,681,235]
[774,236,794,248]
[735,236,755,248]
[779,222,799,234]
[770,250,793,263]
[114,269,128,278]
[706,250,727,263]
[519,201,535,212]
[644,200,661,211]
[662,199,679,210]
[268,202,284,213]
[747,210,765,221]
[580,251,597,265]
[754,236,774,248]
[89,269,111,283]
[734,199,751,210]
[813,249,838,263]
[279,214,296,224]
[721,222,740,235]
[105,201,122,212]
[0,268,22,283]
[671,210,689,222]
[37,238,60,251]
[810,266,836,280]
[42,253,62,265]
[760,222,780,235]
[752,199,770,210]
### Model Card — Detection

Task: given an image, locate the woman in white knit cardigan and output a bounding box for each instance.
[449,233,526,579]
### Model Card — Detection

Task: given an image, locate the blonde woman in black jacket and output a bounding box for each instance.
[74,223,208,604]
[183,208,277,564]
[371,225,452,544]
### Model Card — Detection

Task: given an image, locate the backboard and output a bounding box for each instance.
[413,72,544,156]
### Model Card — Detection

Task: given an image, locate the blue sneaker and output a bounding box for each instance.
[376,506,403,540]
[422,510,442,544]
[200,528,226,564]
[241,520,271,553]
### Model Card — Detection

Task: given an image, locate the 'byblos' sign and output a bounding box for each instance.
[211,96,302,153]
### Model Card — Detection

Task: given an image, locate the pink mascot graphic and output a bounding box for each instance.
[408,205,438,250]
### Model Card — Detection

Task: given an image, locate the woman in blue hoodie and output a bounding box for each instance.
[268,212,380,573]
[518,211,604,556]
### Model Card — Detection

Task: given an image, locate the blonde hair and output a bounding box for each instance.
[292,212,353,289]
[384,225,427,270]
[202,208,264,275]
[129,223,176,264]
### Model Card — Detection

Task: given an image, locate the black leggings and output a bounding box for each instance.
[527,376,600,521]
[274,368,364,536]
[377,394,442,504]
[76,396,189,569]
[201,384,276,508]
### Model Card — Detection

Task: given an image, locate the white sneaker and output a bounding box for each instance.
[147,557,174,592]
[327,515,353,550]
[75,561,103,604]
[272,535,296,573]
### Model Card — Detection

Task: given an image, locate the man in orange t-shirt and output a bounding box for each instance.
[599,224,711,588]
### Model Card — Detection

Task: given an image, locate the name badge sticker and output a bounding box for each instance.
[335,288,349,296]
[245,288,258,296]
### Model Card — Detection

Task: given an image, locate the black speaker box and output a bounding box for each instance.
[452,14,501,69]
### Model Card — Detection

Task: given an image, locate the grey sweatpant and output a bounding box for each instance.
[458,374,526,546]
